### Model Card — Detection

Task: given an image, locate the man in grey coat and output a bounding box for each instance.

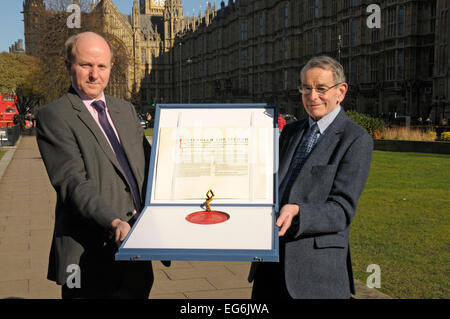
[36,32,153,298]
[250,55,373,299]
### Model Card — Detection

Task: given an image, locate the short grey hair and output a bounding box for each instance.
[65,32,114,64]
[300,55,346,84]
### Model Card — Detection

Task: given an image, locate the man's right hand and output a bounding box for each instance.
[111,218,131,244]
[276,204,300,237]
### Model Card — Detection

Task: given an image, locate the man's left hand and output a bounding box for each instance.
[111,218,131,245]
[276,204,300,236]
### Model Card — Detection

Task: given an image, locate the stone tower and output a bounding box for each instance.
[140,0,165,16]
[22,0,45,56]
[164,0,184,49]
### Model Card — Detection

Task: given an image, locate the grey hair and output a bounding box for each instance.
[65,32,114,64]
[300,55,346,84]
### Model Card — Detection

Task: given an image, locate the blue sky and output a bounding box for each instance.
[0,0,218,53]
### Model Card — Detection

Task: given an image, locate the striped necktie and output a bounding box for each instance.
[279,123,320,205]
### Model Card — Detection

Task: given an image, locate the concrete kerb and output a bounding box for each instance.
[353,280,392,299]
[0,136,22,180]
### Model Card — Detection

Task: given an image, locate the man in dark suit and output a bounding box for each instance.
[250,55,373,299]
[36,32,153,298]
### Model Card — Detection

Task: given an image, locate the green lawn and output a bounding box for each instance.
[351,150,450,298]
[0,150,6,161]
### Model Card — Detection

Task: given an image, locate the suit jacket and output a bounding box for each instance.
[251,109,373,299]
[36,88,151,285]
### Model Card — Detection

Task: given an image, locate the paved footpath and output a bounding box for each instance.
[0,136,391,299]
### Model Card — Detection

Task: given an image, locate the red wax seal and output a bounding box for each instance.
[186,211,230,225]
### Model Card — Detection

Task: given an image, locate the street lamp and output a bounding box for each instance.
[179,42,182,103]
[337,34,342,62]
[187,58,193,103]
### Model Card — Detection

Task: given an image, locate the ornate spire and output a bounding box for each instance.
[132,0,140,29]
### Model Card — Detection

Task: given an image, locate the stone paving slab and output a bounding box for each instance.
[353,281,392,299]
[0,136,390,300]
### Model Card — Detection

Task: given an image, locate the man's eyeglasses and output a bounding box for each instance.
[298,82,342,95]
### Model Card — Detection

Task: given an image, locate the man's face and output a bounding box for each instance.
[301,67,347,121]
[68,34,113,100]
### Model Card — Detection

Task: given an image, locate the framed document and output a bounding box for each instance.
[116,104,279,262]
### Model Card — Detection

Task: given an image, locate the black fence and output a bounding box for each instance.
[0,124,21,147]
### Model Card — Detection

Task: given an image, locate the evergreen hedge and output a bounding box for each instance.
[345,110,386,137]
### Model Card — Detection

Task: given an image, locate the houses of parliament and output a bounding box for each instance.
[23,0,450,122]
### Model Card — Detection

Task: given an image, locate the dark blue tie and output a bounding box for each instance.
[279,123,320,205]
[92,100,141,211]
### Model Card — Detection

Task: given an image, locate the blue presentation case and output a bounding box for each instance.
[116,104,279,262]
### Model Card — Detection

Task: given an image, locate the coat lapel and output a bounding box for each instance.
[301,109,347,167]
[279,120,308,185]
[279,110,348,186]
[105,96,144,189]
[282,110,348,202]
[67,90,124,177]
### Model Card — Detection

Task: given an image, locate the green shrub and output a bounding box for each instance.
[345,110,386,137]
[440,131,450,141]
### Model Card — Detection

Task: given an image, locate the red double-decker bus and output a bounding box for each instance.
[0,94,19,128]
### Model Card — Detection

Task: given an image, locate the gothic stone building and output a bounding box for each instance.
[23,0,186,112]
[23,0,450,121]
[167,0,448,121]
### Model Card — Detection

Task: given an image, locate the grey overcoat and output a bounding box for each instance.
[250,109,373,298]
[36,88,151,285]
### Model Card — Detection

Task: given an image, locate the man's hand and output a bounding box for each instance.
[276,204,300,236]
[111,219,131,244]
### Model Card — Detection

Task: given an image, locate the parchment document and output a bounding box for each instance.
[154,126,269,200]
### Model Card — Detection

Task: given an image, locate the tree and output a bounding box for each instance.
[0,53,43,123]
[28,0,102,103]
[0,53,39,93]
[16,69,44,116]
[29,0,133,105]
